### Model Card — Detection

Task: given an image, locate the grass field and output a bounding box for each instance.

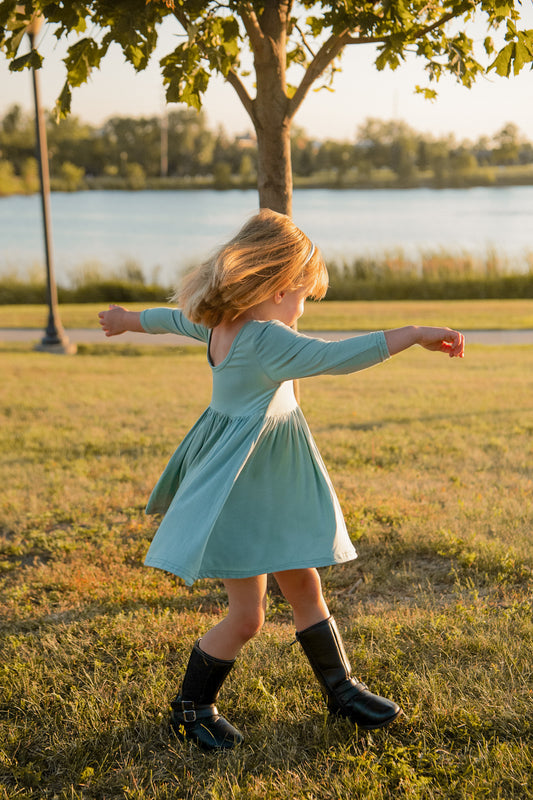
[1,337,532,799]
[2,298,533,331]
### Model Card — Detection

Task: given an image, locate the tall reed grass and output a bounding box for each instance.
[1,249,532,304]
[326,249,533,300]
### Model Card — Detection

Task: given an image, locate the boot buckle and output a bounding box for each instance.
[181,700,196,722]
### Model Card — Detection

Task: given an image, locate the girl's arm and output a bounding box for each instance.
[99,304,210,343]
[255,322,465,383]
[98,304,144,337]
[384,325,465,358]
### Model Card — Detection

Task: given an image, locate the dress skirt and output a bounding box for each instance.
[139,308,390,585]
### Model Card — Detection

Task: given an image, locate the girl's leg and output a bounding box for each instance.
[275,568,400,731]
[273,567,329,631]
[199,574,268,660]
[171,575,267,751]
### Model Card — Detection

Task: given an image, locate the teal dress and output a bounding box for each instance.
[140,308,390,585]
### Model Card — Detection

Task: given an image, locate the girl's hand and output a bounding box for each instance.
[417,326,465,358]
[98,304,130,337]
[384,325,465,357]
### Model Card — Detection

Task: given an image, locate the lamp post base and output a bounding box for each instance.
[34,338,77,355]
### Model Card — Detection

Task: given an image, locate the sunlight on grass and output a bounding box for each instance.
[1,343,532,798]
[1,298,533,330]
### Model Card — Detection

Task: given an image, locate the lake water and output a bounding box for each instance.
[1,186,532,285]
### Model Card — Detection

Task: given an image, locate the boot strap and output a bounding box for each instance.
[171,698,219,724]
[334,678,369,703]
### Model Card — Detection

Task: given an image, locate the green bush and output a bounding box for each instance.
[0,279,47,304]
[326,273,533,301]
[0,160,22,196]
[0,278,171,305]
[57,161,86,191]
[59,280,169,303]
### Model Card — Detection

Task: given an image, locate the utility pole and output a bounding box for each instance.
[160,106,169,178]
[26,12,76,354]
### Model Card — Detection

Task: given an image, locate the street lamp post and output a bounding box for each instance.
[26,13,76,354]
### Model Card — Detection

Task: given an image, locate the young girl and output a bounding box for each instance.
[99,209,464,751]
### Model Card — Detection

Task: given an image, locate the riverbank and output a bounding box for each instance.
[3,164,533,197]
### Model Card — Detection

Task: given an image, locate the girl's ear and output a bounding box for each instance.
[273,290,285,305]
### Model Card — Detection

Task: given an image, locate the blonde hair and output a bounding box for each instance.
[176,208,328,327]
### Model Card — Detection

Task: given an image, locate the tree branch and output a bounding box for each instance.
[172,6,191,33]
[344,34,394,44]
[289,4,473,120]
[238,3,264,51]
[287,30,351,119]
[294,22,316,59]
[170,4,255,122]
[171,2,472,132]
[411,8,470,39]
[344,8,467,45]
[225,68,255,122]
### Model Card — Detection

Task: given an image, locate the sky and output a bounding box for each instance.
[0,7,532,143]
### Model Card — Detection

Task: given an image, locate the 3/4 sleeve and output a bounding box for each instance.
[255,320,390,382]
[140,307,209,343]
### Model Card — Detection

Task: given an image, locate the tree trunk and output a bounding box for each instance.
[251,1,293,216]
[248,3,299,401]
[255,118,292,216]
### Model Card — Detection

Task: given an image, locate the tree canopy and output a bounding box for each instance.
[1,1,532,213]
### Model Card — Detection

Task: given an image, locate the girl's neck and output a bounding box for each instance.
[218,306,270,331]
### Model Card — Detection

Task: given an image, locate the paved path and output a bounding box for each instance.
[1,328,533,346]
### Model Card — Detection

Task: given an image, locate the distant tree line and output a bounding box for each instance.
[1,103,532,195]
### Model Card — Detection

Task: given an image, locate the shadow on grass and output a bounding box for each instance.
[321,405,521,432]
[0,583,230,634]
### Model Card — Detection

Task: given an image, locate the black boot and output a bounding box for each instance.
[170,640,244,751]
[296,616,401,730]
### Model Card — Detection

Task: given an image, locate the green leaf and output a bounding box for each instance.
[0,0,18,29]
[74,16,87,35]
[505,18,517,39]
[64,38,101,87]
[180,83,202,111]
[124,45,146,69]
[306,16,324,37]
[222,37,240,59]
[164,73,183,104]
[513,40,530,75]
[489,42,514,77]
[6,24,27,54]
[376,46,401,71]
[489,1,514,22]
[484,37,494,56]
[286,83,297,98]
[287,45,307,67]
[415,85,437,100]
[8,48,42,71]
[517,30,533,57]
[54,81,72,121]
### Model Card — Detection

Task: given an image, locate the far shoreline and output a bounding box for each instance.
[2,170,533,198]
